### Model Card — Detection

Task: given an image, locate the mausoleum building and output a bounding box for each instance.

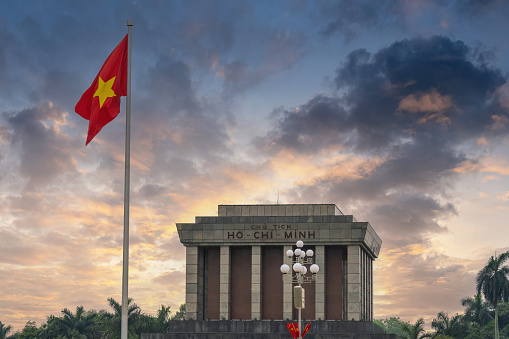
[176,204,381,322]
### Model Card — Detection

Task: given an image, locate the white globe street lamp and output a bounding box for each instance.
[279,240,319,339]
[293,262,302,272]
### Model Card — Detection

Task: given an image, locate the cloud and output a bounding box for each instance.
[497,191,509,201]
[317,0,399,41]
[267,37,504,248]
[153,270,186,286]
[456,0,509,16]
[253,36,508,317]
[369,194,456,245]
[375,248,479,322]
[1,1,509,332]
[254,96,350,155]
[4,102,78,190]
[257,36,507,159]
[397,89,454,125]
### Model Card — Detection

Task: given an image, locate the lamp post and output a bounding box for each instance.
[280,240,319,339]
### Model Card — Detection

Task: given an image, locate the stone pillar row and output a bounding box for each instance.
[186,244,372,321]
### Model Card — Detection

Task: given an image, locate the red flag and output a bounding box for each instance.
[75,35,128,145]
[287,323,299,339]
[302,323,311,337]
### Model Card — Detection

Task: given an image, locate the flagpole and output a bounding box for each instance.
[121,19,133,339]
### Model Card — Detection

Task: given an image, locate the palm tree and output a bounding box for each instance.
[476,251,509,339]
[0,321,12,339]
[39,315,65,339]
[430,311,468,338]
[155,305,172,332]
[461,293,493,326]
[60,305,99,338]
[401,318,431,339]
[102,297,141,339]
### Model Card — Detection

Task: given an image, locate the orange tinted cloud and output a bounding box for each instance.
[397,89,454,125]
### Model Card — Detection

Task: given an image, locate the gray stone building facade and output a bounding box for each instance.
[176,204,381,323]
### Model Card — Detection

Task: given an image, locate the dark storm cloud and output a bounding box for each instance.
[337,36,506,151]
[4,103,77,190]
[260,36,507,243]
[255,95,349,154]
[258,36,507,155]
[327,139,468,202]
[369,194,456,244]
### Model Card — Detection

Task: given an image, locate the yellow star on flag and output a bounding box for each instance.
[93,76,117,108]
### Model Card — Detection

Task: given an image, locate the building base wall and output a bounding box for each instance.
[141,320,397,339]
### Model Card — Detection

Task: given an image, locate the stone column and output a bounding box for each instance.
[360,249,365,320]
[185,246,199,320]
[347,245,361,321]
[363,249,367,320]
[369,257,373,321]
[197,247,205,320]
[251,246,261,319]
[283,245,293,320]
[219,245,230,320]
[315,245,325,320]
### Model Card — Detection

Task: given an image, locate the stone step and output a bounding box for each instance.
[141,320,399,339]
[142,333,397,339]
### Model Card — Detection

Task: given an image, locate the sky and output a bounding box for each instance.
[1,0,509,332]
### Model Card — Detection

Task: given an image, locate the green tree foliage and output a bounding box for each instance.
[0,321,12,339]
[375,317,410,338]
[102,297,141,339]
[155,305,172,332]
[430,311,468,338]
[12,321,40,339]
[400,318,432,339]
[476,251,509,339]
[39,315,65,339]
[136,304,173,334]
[60,306,100,338]
[462,293,493,326]
[171,303,186,321]
[465,321,496,339]
[2,300,186,338]
[497,302,509,330]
